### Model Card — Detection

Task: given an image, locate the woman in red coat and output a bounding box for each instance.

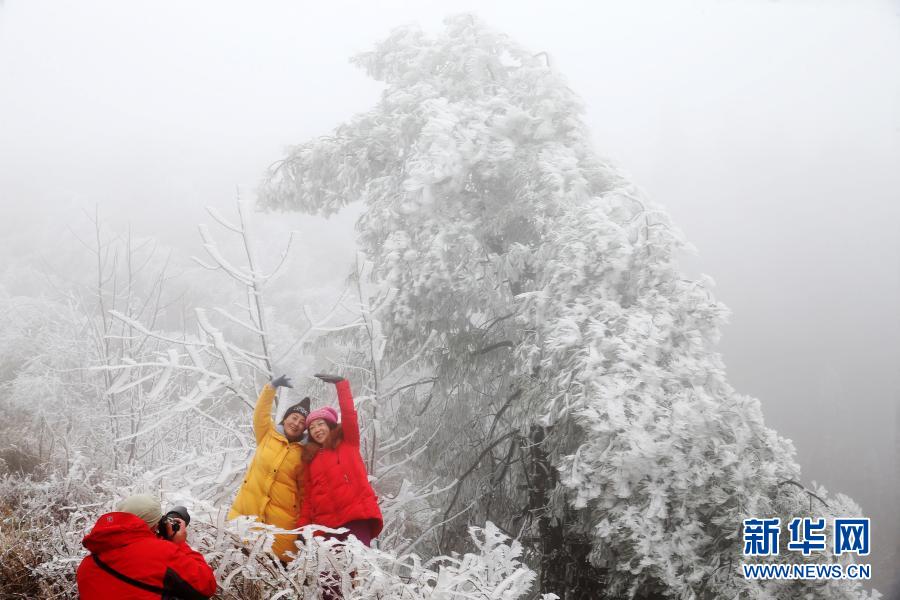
[296,373,383,546]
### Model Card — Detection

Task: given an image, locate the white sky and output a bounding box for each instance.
[1,0,898,591]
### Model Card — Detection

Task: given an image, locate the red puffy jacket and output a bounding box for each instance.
[297,379,383,537]
[76,511,217,600]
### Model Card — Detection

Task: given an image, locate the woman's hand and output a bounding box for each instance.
[271,374,294,389]
[314,373,344,384]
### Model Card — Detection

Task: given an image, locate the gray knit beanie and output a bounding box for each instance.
[116,494,163,529]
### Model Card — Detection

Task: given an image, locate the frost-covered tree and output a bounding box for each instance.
[0,203,556,600]
[259,14,878,600]
[0,210,188,477]
[97,199,348,504]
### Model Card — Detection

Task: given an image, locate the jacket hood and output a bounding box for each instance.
[82,511,155,554]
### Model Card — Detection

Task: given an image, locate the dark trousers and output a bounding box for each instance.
[320,520,374,599]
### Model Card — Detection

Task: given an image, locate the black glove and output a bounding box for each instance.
[314,373,345,384]
[270,374,294,389]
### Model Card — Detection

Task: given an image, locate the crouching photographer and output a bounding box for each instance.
[77,494,217,599]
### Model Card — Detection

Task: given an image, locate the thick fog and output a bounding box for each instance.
[1,0,897,594]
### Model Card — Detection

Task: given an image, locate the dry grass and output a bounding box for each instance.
[0,511,59,599]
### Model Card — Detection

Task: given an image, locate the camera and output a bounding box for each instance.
[157,505,191,540]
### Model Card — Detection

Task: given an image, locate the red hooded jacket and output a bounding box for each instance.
[76,511,217,600]
[297,379,383,537]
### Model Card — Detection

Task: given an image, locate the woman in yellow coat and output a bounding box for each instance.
[228,375,308,560]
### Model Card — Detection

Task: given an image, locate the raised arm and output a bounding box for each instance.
[335,379,358,446]
[252,384,276,444]
[253,375,293,443]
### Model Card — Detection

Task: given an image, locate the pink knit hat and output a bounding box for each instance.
[305,406,338,430]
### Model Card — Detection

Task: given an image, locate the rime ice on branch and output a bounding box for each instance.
[258,14,876,600]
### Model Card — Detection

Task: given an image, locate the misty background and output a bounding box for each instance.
[1,0,897,594]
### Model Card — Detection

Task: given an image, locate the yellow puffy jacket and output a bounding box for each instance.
[227,383,305,560]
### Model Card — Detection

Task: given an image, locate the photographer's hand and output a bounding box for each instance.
[314,373,344,384]
[166,518,188,544]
